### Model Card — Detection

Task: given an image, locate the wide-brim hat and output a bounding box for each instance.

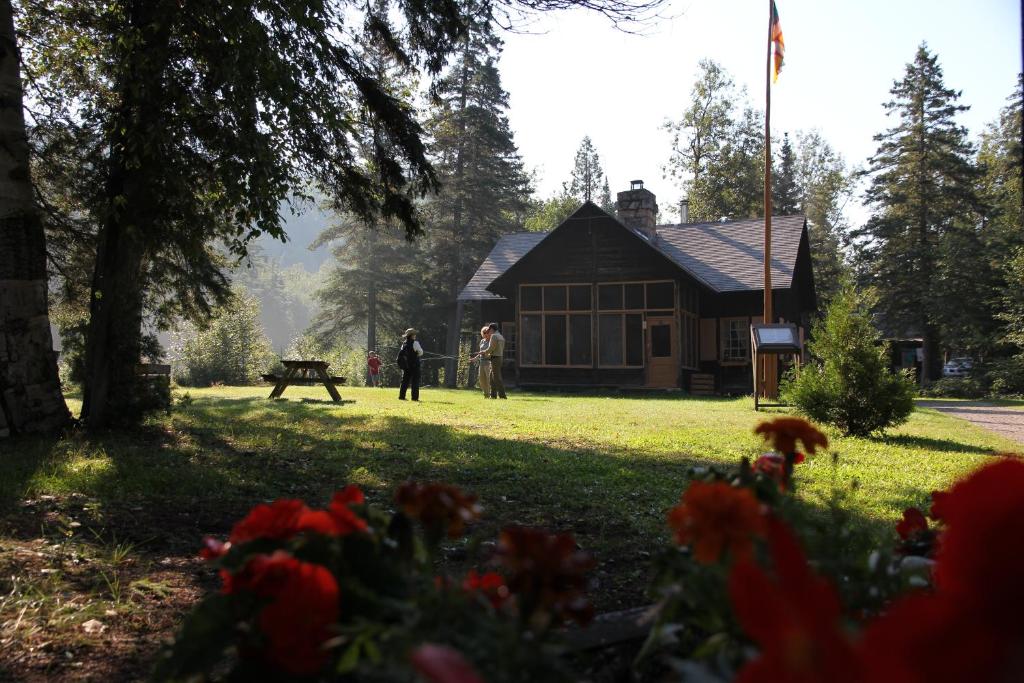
[404,328,417,337]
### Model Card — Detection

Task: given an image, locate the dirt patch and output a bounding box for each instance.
[0,495,228,682]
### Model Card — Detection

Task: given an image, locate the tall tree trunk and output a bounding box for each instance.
[80,0,169,427]
[366,231,377,384]
[444,45,471,387]
[0,0,70,437]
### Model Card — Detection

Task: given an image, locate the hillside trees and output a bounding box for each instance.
[418,15,531,386]
[0,0,69,436]
[854,45,985,384]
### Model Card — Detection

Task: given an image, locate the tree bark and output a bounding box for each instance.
[444,43,471,388]
[80,0,169,427]
[0,0,70,437]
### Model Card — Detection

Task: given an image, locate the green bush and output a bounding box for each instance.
[170,289,277,386]
[986,355,1024,396]
[920,376,987,399]
[781,287,916,436]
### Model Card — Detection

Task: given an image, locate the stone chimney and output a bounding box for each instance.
[679,198,690,224]
[616,180,659,240]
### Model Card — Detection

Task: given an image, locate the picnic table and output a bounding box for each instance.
[264,360,344,402]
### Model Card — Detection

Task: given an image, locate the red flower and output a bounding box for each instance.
[223,552,339,676]
[729,517,860,683]
[860,592,1005,683]
[754,452,805,491]
[462,570,511,609]
[928,489,949,522]
[395,482,481,538]
[931,457,1024,613]
[895,507,928,540]
[495,525,595,626]
[228,488,367,544]
[667,481,766,564]
[860,458,1024,682]
[754,417,828,455]
[327,487,369,535]
[230,499,311,544]
[410,644,484,683]
[199,536,230,560]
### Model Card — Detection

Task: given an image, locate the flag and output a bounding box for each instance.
[771,0,785,82]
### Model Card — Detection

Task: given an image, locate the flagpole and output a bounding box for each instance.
[762,0,776,399]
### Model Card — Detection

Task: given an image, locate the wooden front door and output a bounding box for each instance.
[646,316,679,388]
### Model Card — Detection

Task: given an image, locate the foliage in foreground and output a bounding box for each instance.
[783,287,916,436]
[642,419,1024,682]
[155,415,1024,681]
[155,483,591,682]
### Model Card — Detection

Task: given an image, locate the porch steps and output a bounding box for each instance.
[689,373,716,396]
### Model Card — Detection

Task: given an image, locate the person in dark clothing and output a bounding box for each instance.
[398,328,423,401]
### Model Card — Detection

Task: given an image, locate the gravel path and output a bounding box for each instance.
[917,400,1024,447]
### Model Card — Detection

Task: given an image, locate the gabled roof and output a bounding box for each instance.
[655,216,805,292]
[457,231,548,301]
[456,204,807,301]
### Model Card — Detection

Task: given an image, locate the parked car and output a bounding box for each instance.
[943,357,974,377]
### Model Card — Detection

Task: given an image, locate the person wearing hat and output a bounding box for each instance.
[397,328,423,401]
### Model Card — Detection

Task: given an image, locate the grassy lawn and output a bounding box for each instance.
[1,386,1020,679]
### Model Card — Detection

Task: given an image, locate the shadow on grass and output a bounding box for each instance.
[0,395,917,611]
[867,433,999,456]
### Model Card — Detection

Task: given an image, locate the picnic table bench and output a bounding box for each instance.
[264,360,345,402]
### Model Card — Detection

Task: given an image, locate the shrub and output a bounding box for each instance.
[920,376,987,399]
[170,288,277,386]
[986,355,1024,396]
[781,287,916,436]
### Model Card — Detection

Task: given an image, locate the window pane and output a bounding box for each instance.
[651,323,672,357]
[626,314,644,365]
[521,314,542,364]
[544,315,567,365]
[543,286,567,311]
[503,323,517,362]
[598,284,623,310]
[569,285,592,311]
[624,283,644,309]
[569,314,592,365]
[646,282,674,309]
[723,319,749,361]
[521,286,542,311]
[599,315,623,365]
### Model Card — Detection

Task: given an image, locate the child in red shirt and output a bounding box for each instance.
[367,351,382,387]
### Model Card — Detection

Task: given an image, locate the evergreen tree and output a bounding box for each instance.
[794,131,854,307]
[979,75,1024,344]
[567,136,608,203]
[22,0,465,426]
[854,44,983,384]
[419,15,531,385]
[772,133,799,214]
[599,176,615,213]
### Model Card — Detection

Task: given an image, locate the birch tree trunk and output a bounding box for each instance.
[0,0,71,437]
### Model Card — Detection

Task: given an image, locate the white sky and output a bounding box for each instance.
[498,0,1023,222]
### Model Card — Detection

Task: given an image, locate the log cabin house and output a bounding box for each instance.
[457,181,818,394]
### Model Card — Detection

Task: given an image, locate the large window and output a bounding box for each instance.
[721,317,751,363]
[519,285,592,367]
[501,322,516,362]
